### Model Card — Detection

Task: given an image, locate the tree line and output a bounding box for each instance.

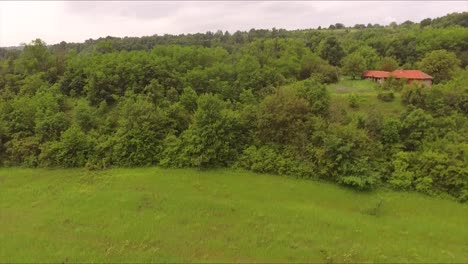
[0,12,466,201]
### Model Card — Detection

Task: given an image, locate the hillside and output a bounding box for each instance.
[1,167,467,262]
[0,11,467,201]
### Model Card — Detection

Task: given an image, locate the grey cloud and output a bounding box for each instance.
[2,1,467,46]
[64,1,185,20]
[63,1,467,29]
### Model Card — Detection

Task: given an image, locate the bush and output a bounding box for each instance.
[401,83,428,108]
[295,79,330,116]
[389,152,414,189]
[377,91,395,102]
[39,125,94,167]
[160,94,247,168]
[380,118,401,145]
[347,93,360,108]
[256,86,311,145]
[299,54,339,84]
[4,136,41,167]
[236,145,314,178]
[308,123,380,190]
[159,134,188,168]
[237,145,282,174]
[382,76,405,92]
[419,49,461,84]
[389,149,467,200]
[400,108,434,151]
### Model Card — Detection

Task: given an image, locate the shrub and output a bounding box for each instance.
[341,52,366,79]
[347,93,360,108]
[400,108,434,151]
[389,149,467,200]
[236,145,314,178]
[401,83,428,108]
[160,94,247,168]
[419,49,461,84]
[4,136,41,167]
[389,152,414,189]
[159,134,189,168]
[256,86,311,145]
[380,118,401,145]
[382,76,405,92]
[413,151,467,197]
[308,123,380,190]
[237,145,282,174]
[295,79,330,116]
[377,91,395,102]
[39,125,94,167]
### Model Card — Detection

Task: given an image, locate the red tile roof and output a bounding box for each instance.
[390,70,433,80]
[362,70,433,80]
[362,70,390,78]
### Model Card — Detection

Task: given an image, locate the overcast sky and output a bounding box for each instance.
[0,1,467,47]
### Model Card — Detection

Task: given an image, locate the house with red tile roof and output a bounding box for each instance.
[362,70,390,83]
[362,69,433,87]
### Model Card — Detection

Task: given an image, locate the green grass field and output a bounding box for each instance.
[328,79,405,117]
[1,167,467,263]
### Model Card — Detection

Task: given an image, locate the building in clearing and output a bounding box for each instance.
[362,69,433,87]
[362,70,390,83]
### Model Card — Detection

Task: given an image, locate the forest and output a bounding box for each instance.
[0,12,467,201]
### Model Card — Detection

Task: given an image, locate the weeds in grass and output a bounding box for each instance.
[363,198,384,216]
[319,249,334,264]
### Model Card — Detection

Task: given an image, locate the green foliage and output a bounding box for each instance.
[429,69,468,115]
[4,136,41,167]
[160,94,245,168]
[389,151,414,189]
[354,46,380,69]
[73,99,99,131]
[0,16,467,200]
[400,108,434,151]
[318,36,345,66]
[380,118,401,145]
[377,91,395,102]
[382,76,406,91]
[294,79,330,116]
[347,93,360,108]
[256,86,311,145]
[299,54,339,83]
[389,149,467,200]
[341,53,366,79]
[237,145,312,177]
[419,49,461,83]
[428,12,468,28]
[401,82,428,108]
[309,123,379,190]
[39,125,94,167]
[179,87,198,112]
[14,39,55,77]
[109,94,172,166]
[379,57,399,71]
[94,39,116,54]
[18,73,47,96]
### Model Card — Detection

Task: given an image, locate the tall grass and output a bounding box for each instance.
[1,167,467,262]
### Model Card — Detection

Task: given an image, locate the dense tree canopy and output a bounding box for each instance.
[342,53,367,79]
[419,50,461,83]
[0,12,467,201]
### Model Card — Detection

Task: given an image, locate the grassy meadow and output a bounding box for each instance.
[327,79,405,117]
[1,167,467,263]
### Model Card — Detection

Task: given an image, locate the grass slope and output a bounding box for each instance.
[328,79,405,117]
[1,167,467,263]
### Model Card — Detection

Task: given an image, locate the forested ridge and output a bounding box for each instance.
[0,12,467,201]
